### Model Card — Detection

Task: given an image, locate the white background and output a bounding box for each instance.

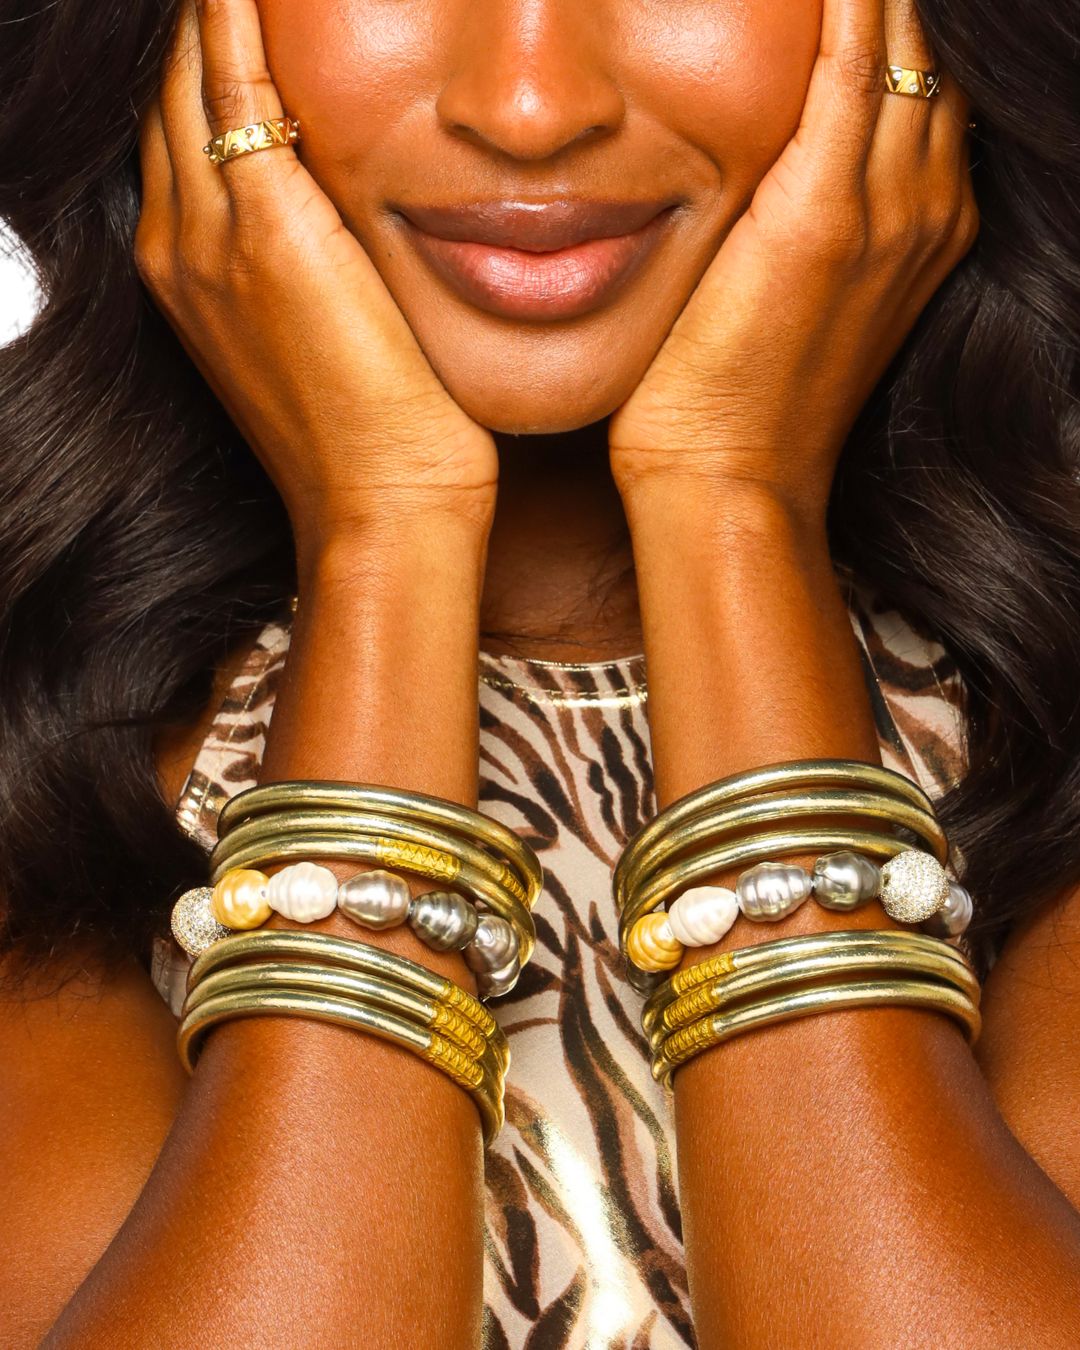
[0,220,42,344]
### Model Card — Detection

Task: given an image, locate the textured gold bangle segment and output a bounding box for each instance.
[641,928,977,1034]
[617,788,946,912]
[177,986,503,1143]
[209,829,536,963]
[216,781,543,904]
[614,760,935,902]
[187,929,502,1046]
[185,960,505,1076]
[653,977,980,1087]
[212,807,532,910]
[648,942,979,1049]
[620,826,935,957]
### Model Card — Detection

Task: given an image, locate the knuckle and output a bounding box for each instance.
[837,49,885,100]
[204,80,251,131]
[807,204,872,267]
[132,220,172,291]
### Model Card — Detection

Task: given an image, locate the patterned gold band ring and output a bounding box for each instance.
[203,115,301,166]
[885,65,941,98]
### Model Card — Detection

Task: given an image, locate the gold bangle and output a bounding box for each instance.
[619,826,928,960]
[187,929,503,1048]
[649,940,979,1050]
[185,959,506,1077]
[614,760,935,905]
[652,975,980,1087]
[217,780,543,905]
[177,984,504,1143]
[618,787,946,912]
[207,810,534,961]
[642,928,975,1034]
[209,829,536,964]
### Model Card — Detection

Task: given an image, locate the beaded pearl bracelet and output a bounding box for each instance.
[625,846,973,974]
[171,862,522,999]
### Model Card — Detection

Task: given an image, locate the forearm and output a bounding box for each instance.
[44,511,490,1348]
[625,482,1080,1347]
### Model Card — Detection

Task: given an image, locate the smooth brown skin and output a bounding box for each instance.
[4,0,1080,1345]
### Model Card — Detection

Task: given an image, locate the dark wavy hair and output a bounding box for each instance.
[1,0,1078,992]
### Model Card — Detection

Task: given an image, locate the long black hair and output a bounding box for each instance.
[1,0,1078,990]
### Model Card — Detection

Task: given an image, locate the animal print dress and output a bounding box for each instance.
[150,573,971,1348]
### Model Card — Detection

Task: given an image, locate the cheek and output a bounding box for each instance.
[626,2,822,184]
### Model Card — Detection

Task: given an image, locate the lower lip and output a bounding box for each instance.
[399,207,678,320]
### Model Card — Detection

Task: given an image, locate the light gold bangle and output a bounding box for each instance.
[216,780,543,905]
[648,940,979,1050]
[614,760,935,906]
[207,810,534,961]
[618,787,946,913]
[641,928,975,1035]
[619,826,929,961]
[208,828,536,964]
[177,983,504,1143]
[185,959,507,1079]
[187,929,504,1052]
[652,975,981,1088]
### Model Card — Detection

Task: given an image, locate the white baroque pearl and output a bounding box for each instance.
[921,880,974,937]
[736,862,812,921]
[667,886,739,947]
[879,850,950,923]
[267,861,339,923]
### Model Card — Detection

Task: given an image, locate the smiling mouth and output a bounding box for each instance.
[395,205,682,321]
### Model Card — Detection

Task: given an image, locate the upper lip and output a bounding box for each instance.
[394,198,679,252]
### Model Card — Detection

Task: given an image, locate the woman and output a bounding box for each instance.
[2,0,1080,1343]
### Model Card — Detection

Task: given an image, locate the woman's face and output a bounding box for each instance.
[258,1,823,435]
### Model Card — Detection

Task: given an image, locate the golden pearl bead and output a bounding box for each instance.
[627,911,684,972]
[211,868,272,929]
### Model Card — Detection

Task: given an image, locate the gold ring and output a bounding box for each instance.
[884,66,941,98]
[203,115,301,166]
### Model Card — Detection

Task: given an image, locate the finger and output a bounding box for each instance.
[195,0,294,196]
[137,91,176,224]
[792,0,886,187]
[158,0,220,200]
[875,0,937,155]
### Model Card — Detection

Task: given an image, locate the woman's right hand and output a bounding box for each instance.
[135,0,498,560]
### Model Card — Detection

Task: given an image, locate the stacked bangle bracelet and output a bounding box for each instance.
[177,929,509,1143]
[170,779,544,1000]
[642,928,981,1088]
[614,759,972,988]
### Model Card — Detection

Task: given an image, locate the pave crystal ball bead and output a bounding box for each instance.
[736,861,813,921]
[811,851,881,912]
[267,861,339,923]
[408,890,479,951]
[211,868,272,929]
[921,880,974,937]
[337,868,411,929]
[463,914,519,974]
[878,849,950,923]
[171,887,232,957]
[627,912,684,972]
[667,885,739,947]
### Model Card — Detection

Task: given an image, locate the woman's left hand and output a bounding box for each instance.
[608,0,978,523]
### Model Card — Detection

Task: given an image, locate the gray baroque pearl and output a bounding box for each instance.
[879,849,950,923]
[921,880,974,938]
[736,861,813,921]
[477,953,521,999]
[812,851,881,912]
[337,868,411,930]
[407,890,479,951]
[464,913,519,974]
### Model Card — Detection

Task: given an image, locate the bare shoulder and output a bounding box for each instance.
[0,953,187,1345]
[0,633,259,1345]
[976,881,1080,1210]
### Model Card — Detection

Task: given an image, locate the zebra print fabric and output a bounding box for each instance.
[151,573,970,1347]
